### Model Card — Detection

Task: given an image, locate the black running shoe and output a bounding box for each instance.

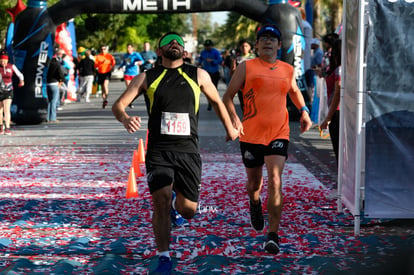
[249,199,264,231]
[102,100,108,109]
[265,232,280,254]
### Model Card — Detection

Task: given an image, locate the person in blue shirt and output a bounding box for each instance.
[305,38,324,104]
[140,41,158,72]
[197,39,223,110]
[56,48,71,109]
[310,38,323,69]
[120,44,144,84]
[120,44,144,108]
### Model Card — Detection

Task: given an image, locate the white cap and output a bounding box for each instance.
[311,38,320,45]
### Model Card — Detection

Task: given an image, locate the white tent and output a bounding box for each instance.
[339,0,414,235]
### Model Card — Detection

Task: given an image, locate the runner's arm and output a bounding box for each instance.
[112,73,146,133]
[222,61,245,135]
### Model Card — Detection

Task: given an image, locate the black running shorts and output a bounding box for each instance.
[240,139,289,168]
[97,72,111,85]
[145,150,202,202]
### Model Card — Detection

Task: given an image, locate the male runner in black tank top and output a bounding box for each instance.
[112,32,240,274]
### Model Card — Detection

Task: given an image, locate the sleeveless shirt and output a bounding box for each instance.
[144,63,201,153]
[240,58,295,145]
[0,64,14,85]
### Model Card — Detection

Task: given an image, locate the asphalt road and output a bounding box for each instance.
[3,79,337,188]
[1,79,414,274]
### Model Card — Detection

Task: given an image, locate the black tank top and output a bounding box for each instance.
[144,63,200,153]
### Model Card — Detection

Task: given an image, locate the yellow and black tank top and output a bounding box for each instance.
[144,64,201,153]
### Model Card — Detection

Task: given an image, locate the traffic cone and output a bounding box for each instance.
[126,166,139,198]
[137,138,145,163]
[132,150,144,177]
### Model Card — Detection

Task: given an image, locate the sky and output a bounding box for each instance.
[210,11,229,26]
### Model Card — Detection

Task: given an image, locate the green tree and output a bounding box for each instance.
[75,13,190,52]
[212,0,343,50]
[312,0,343,38]
[214,12,259,51]
[0,0,15,42]
[1,1,190,52]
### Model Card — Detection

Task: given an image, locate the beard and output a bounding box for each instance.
[163,48,183,60]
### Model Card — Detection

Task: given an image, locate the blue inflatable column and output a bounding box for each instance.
[12,0,55,124]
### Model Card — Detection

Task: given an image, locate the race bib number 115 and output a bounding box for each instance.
[160,112,191,136]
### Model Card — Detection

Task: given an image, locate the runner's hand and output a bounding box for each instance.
[300,112,312,134]
[123,116,141,133]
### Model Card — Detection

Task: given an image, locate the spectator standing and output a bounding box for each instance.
[77,50,95,102]
[197,39,223,110]
[300,8,313,73]
[183,50,193,64]
[320,33,339,77]
[223,24,312,255]
[310,38,323,70]
[95,45,115,108]
[230,39,256,109]
[222,49,232,86]
[46,51,65,123]
[140,41,158,72]
[315,33,339,125]
[0,50,24,135]
[320,39,342,165]
[56,48,70,109]
[305,38,323,104]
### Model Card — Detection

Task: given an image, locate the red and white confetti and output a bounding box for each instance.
[0,145,412,274]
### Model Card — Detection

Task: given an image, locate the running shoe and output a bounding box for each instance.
[149,256,172,275]
[4,128,11,135]
[0,125,3,135]
[102,100,108,109]
[171,192,185,226]
[265,232,280,254]
[249,199,264,231]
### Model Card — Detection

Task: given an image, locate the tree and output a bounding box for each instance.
[312,0,343,38]
[0,1,190,52]
[214,12,259,51]
[74,13,190,52]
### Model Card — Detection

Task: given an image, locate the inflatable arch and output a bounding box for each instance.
[10,0,305,124]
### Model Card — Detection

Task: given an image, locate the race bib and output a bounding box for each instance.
[160,112,191,136]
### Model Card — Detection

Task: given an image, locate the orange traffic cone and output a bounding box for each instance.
[137,138,145,163]
[126,166,139,198]
[132,150,144,177]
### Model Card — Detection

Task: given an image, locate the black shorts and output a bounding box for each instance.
[97,72,111,85]
[145,150,202,202]
[240,139,289,168]
[0,90,13,101]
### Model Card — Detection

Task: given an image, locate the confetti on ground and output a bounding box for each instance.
[0,145,413,274]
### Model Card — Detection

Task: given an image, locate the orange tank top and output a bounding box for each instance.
[240,58,294,145]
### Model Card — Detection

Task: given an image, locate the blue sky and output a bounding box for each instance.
[210,11,229,25]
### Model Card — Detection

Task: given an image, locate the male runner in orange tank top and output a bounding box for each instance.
[223,24,312,254]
